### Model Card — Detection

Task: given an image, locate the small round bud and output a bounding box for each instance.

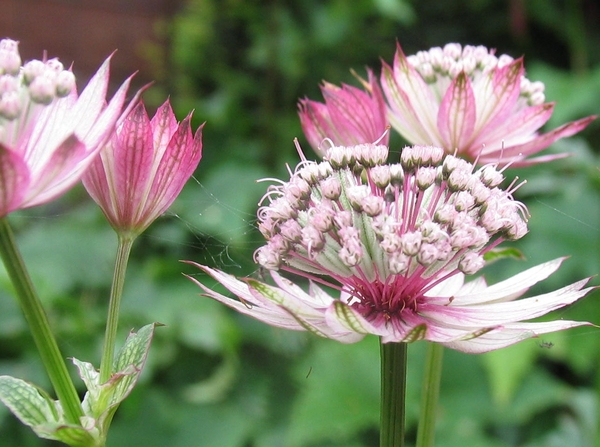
[0,39,21,75]
[22,60,45,85]
[28,75,55,104]
[55,70,76,97]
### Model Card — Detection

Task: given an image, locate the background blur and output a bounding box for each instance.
[2,0,600,446]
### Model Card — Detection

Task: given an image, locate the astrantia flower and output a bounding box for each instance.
[0,38,132,217]
[298,69,389,156]
[82,99,203,237]
[380,43,595,165]
[187,143,593,353]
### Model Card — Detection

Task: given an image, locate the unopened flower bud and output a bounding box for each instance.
[0,92,21,119]
[0,39,21,75]
[459,252,485,275]
[320,177,341,200]
[22,60,45,85]
[28,75,55,104]
[55,70,76,97]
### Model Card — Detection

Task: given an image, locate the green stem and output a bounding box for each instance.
[416,343,444,447]
[99,235,135,383]
[0,217,83,424]
[380,340,407,447]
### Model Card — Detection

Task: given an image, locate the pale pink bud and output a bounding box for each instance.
[28,75,55,104]
[0,91,21,119]
[459,252,485,275]
[22,60,45,84]
[0,39,21,75]
[402,231,422,256]
[55,70,76,97]
[320,177,342,200]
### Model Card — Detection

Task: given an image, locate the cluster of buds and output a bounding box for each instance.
[0,39,76,124]
[405,43,546,107]
[255,143,528,318]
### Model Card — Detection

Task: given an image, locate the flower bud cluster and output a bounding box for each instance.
[0,39,76,128]
[255,143,528,287]
[406,43,545,107]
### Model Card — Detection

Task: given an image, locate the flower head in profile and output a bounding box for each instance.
[298,69,389,157]
[380,43,595,166]
[82,99,203,237]
[187,143,593,353]
[0,38,132,217]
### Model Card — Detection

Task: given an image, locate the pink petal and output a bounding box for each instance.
[150,100,179,150]
[23,135,87,207]
[81,151,112,219]
[499,114,597,160]
[441,320,592,354]
[142,118,203,224]
[420,278,592,327]
[0,144,30,216]
[380,45,441,145]
[298,99,335,153]
[424,273,465,299]
[185,264,304,330]
[451,258,566,305]
[326,300,378,336]
[473,59,523,137]
[111,103,155,225]
[80,72,133,151]
[470,103,554,155]
[323,73,388,146]
[68,56,112,137]
[438,72,477,151]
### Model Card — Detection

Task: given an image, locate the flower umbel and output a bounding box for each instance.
[188,143,593,353]
[298,69,389,156]
[379,43,595,165]
[0,38,132,217]
[82,99,203,237]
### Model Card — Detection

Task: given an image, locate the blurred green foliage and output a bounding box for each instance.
[1,0,600,446]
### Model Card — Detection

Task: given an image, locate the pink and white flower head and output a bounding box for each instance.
[381,43,596,166]
[298,69,389,157]
[187,143,593,353]
[82,99,203,237]
[0,38,132,217]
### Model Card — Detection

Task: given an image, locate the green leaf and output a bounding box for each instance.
[53,424,101,447]
[483,247,525,264]
[0,375,59,429]
[0,375,97,446]
[72,323,160,438]
[112,323,160,397]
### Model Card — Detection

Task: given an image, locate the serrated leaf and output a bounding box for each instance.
[111,323,160,405]
[72,323,160,440]
[0,375,59,428]
[0,376,98,446]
